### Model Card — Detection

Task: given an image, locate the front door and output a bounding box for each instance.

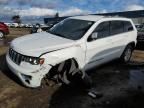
[85,21,114,69]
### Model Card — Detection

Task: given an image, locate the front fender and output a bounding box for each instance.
[40,46,85,69]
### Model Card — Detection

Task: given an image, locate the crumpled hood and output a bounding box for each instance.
[10,32,75,57]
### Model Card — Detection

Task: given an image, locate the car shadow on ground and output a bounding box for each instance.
[49,84,89,108]
[105,90,144,108]
[48,59,144,108]
[0,54,23,86]
[48,61,117,108]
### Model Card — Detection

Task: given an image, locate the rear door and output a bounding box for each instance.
[106,21,126,58]
[108,21,134,58]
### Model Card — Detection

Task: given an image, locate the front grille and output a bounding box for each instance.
[9,48,24,65]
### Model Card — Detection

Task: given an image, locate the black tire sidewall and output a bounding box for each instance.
[58,59,92,89]
[121,45,133,63]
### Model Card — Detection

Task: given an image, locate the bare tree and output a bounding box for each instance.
[55,12,59,18]
[12,15,21,25]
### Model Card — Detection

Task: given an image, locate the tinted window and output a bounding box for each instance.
[124,21,133,32]
[94,21,110,39]
[110,21,124,35]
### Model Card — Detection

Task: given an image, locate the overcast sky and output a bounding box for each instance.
[0,0,144,23]
[0,0,144,17]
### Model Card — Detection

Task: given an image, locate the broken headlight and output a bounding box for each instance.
[24,57,45,65]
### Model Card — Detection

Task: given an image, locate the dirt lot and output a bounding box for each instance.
[0,28,144,108]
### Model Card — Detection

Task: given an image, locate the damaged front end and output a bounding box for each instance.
[6,50,53,88]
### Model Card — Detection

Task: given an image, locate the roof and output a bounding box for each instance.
[69,15,104,21]
[69,15,130,22]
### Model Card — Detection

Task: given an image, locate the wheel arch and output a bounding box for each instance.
[127,41,136,50]
[47,57,80,81]
[50,57,80,70]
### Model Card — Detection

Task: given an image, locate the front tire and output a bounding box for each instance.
[58,60,92,89]
[46,59,92,89]
[120,45,133,63]
[57,59,79,84]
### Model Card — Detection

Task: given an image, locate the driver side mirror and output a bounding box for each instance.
[88,32,98,42]
[91,33,98,40]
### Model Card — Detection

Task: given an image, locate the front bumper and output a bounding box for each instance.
[6,53,52,88]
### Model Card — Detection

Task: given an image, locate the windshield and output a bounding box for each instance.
[47,18,94,40]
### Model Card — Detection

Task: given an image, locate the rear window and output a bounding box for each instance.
[110,21,134,35]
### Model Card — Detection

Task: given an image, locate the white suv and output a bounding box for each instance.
[6,15,137,88]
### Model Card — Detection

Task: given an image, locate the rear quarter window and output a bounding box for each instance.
[124,21,134,32]
[110,20,134,36]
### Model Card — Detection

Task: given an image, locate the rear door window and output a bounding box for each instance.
[110,21,124,35]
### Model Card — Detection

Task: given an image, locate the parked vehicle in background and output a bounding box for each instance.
[24,24,32,28]
[137,27,144,42]
[19,23,25,28]
[4,23,11,27]
[10,23,19,28]
[135,24,144,31]
[40,24,50,31]
[27,24,33,28]
[0,22,9,39]
[6,15,137,88]
[30,23,43,34]
[46,20,60,29]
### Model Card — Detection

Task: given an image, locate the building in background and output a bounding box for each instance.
[44,10,144,25]
[96,10,144,24]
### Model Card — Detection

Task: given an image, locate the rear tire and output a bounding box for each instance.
[120,45,133,63]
